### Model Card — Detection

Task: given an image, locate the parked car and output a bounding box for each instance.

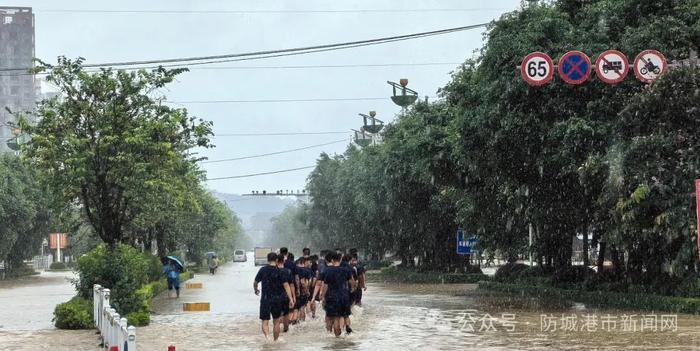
[233,249,247,262]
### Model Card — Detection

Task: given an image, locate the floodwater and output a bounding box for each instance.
[137,253,700,350]
[0,271,97,350]
[1,257,699,350]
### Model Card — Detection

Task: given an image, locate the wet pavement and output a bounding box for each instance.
[137,254,700,350]
[1,257,700,350]
[0,270,97,350]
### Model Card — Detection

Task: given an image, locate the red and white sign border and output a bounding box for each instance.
[595,49,629,84]
[633,49,667,84]
[558,50,592,85]
[521,52,554,87]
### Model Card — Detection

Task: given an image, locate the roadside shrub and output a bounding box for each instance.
[73,244,156,316]
[464,265,483,274]
[49,262,67,270]
[374,266,489,284]
[478,281,700,314]
[551,265,595,285]
[494,263,528,281]
[675,274,700,297]
[53,296,93,329]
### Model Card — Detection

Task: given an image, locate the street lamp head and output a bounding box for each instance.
[369,111,376,118]
[399,78,408,87]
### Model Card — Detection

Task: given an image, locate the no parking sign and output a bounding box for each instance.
[558,50,591,85]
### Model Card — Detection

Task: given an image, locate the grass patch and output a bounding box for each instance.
[478,281,700,314]
[126,271,193,326]
[368,266,490,284]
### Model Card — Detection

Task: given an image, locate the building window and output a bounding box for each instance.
[4,16,12,25]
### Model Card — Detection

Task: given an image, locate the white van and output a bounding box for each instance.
[233,249,247,262]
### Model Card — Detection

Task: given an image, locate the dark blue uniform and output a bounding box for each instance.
[255,265,285,320]
[294,267,313,309]
[351,262,365,304]
[279,266,294,316]
[322,266,352,317]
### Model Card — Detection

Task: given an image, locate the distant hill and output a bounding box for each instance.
[210,191,299,228]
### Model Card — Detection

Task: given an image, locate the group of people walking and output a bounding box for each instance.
[253,247,367,341]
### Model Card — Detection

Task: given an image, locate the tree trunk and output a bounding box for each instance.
[596,241,606,273]
[582,226,589,267]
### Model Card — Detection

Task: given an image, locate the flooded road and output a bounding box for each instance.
[1,259,699,350]
[138,254,700,351]
[0,271,96,350]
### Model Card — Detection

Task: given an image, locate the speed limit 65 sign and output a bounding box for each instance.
[521,52,554,86]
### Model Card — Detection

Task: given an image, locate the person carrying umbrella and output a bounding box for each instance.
[162,256,184,298]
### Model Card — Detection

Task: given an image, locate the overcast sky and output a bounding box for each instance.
[23,0,520,194]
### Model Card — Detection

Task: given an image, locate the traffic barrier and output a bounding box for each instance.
[94,284,137,351]
[183,302,210,311]
[185,282,203,289]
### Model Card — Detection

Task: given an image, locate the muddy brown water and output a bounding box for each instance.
[1,259,699,350]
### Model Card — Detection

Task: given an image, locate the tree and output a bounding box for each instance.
[0,154,50,272]
[21,57,212,247]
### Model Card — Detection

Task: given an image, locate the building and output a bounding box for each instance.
[0,7,37,153]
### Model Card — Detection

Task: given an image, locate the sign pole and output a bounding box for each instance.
[57,234,61,263]
[696,179,700,261]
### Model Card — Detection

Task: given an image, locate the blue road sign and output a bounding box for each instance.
[457,229,478,255]
[558,50,591,85]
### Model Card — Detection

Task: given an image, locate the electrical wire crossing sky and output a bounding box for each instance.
[26,0,521,194]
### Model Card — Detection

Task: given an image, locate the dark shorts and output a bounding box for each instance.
[353,289,363,304]
[324,295,351,318]
[260,297,283,321]
[167,277,179,290]
[294,295,308,310]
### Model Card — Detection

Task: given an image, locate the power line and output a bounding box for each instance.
[169,97,389,104]
[169,95,437,104]
[0,60,464,77]
[213,131,348,137]
[37,8,508,15]
[0,22,489,72]
[187,62,463,70]
[201,139,348,163]
[206,165,315,181]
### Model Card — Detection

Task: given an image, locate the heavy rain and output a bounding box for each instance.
[1,1,700,351]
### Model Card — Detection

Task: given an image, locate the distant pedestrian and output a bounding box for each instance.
[209,256,219,275]
[162,257,180,298]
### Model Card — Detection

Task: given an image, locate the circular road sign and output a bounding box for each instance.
[558,50,592,85]
[595,50,629,84]
[633,49,667,83]
[521,52,554,86]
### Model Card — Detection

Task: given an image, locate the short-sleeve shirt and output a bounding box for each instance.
[254,265,284,301]
[278,266,294,299]
[284,259,296,276]
[323,266,351,297]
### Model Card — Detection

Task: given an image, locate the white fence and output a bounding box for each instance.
[94,284,136,351]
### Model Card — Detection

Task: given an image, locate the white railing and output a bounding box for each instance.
[94,284,136,351]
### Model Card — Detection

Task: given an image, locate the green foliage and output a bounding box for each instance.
[373,266,490,284]
[478,281,700,314]
[294,0,699,288]
[0,154,50,274]
[21,57,213,246]
[53,296,93,329]
[494,263,529,282]
[49,262,68,270]
[74,244,160,316]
